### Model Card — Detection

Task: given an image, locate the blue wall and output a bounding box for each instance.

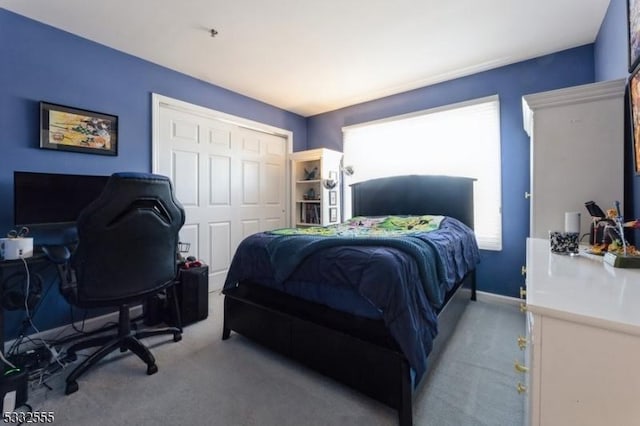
[594,0,640,229]
[306,46,596,298]
[0,9,306,339]
[595,0,628,81]
[0,9,307,232]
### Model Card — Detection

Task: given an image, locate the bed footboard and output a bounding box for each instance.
[222,272,475,426]
[222,284,413,425]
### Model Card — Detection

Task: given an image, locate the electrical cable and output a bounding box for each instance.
[19,257,65,368]
[0,349,17,370]
[5,261,55,358]
[69,305,89,334]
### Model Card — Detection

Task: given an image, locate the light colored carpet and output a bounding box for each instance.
[25,293,525,426]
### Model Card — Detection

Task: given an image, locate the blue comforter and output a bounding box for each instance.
[223,216,479,382]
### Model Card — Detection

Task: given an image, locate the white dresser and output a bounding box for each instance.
[525,238,640,426]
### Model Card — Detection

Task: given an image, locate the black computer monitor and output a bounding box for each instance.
[13,171,109,227]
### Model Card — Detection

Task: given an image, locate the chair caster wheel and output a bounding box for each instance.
[65,381,79,395]
[147,364,158,375]
[173,333,182,342]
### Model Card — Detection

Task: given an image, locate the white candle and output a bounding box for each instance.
[565,212,581,234]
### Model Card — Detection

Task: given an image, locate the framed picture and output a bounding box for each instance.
[329,190,337,206]
[629,0,640,72]
[629,66,640,174]
[40,102,118,156]
[329,207,337,223]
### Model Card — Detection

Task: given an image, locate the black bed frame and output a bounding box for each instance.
[222,175,477,426]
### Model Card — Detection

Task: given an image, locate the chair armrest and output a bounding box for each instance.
[41,244,77,300]
[41,244,71,264]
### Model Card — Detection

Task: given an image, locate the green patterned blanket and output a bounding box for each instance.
[270,215,444,237]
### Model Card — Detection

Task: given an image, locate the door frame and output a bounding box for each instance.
[151,93,293,227]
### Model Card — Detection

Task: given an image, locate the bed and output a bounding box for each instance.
[221,175,480,426]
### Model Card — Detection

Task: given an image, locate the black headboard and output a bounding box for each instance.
[350,175,476,228]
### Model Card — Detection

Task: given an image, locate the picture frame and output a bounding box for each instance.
[329,207,337,223]
[629,0,640,72]
[629,66,640,174]
[329,190,337,206]
[40,102,118,156]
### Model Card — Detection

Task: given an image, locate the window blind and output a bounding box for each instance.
[342,95,502,250]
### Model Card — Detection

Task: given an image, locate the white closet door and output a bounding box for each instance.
[156,105,287,291]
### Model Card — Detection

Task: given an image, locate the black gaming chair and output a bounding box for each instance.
[43,172,185,395]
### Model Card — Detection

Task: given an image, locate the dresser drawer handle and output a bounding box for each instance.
[519,302,527,313]
[514,361,529,373]
[517,382,527,394]
[517,335,527,350]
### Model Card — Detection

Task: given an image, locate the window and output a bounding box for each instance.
[342,95,502,250]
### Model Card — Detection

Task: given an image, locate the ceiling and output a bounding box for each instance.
[2,0,611,117]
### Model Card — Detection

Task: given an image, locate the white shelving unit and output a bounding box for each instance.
[290,148,343,227]
[522,79,625,238]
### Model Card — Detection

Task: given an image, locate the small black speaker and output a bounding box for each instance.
[167,265,209,327]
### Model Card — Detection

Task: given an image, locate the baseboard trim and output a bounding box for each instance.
[475,290,521,306]
[3,305,143,353]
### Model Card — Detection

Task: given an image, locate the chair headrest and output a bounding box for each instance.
[111,172,169,181]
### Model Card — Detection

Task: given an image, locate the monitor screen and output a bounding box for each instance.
[14,171,110,227]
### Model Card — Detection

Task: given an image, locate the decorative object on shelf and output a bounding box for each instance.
[549,231,579,255]
[304,167,318,180]
[587,200,640,266]
[629,66,640,174]
[603,249,640,267]
[564,212,580,234]
[40,102,118,156]
[584,200,612,245]
[303,188,316,200]
[629,0,640,72]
